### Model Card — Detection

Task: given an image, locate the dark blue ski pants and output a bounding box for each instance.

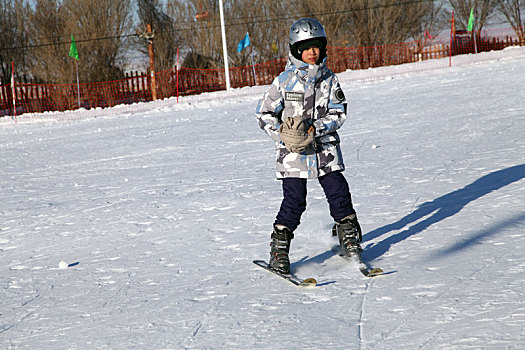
[274,171,356,232]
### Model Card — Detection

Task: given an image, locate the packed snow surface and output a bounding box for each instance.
[1,50,525,349]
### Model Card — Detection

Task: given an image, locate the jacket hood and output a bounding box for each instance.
[286,53,328,83]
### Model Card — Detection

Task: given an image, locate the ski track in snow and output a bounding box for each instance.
[1,50,525,349]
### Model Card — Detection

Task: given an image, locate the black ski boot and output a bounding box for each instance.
[334,214,363,258]
[269,225,294,274]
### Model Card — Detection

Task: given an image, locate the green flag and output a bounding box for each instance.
[467,8,475,31]
[69,34,79,60]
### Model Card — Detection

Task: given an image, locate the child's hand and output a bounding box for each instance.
[279,116,315,153]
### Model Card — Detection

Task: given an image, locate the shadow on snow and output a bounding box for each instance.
[427,211,525,260]
[363,163,525,262]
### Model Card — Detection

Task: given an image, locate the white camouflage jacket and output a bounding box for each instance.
[255,54,348,179]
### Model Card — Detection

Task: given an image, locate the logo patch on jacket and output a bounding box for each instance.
[285,92,304,102]
[334,88,345,102]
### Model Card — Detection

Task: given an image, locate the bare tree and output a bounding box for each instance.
[167,0,223,68]
[26,0,72,84]
[227,0,291,66]
[166,0,280,67]
[65,0,132,82]
[341,0,446,47]
[0,0,30,83]
[136,0,182,72]
[498,0,524,42]
[26,0,132,84]
[290,0,355,47]
[448,0,497,31]
[160,0,449,69]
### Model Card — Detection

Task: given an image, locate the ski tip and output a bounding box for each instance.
[367,268,384,277]
[300,278,317,287]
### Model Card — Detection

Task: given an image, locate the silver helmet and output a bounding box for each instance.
[289,18,326,47]
[289,18,327,62]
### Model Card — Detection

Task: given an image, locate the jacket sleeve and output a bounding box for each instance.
[255,77,284,143]
[312,75,347,137]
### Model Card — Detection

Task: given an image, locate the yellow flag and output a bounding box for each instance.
[272,41,278,55]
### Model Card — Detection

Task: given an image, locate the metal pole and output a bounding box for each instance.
[176,47,180,103]
[11,61,17,122]
[75,59,81,108]
[449,11,455,67]
[250,45,257,85]
[218,0,231,90]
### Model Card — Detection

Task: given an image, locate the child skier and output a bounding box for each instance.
[255,18,362,274]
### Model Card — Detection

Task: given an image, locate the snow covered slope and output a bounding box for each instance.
[1,50,524,349]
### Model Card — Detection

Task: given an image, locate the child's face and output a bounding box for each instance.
[301,47,320,64]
